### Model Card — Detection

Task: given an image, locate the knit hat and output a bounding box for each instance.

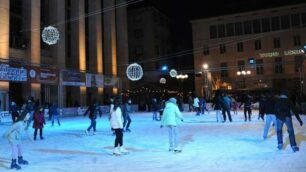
[168,97,177,104]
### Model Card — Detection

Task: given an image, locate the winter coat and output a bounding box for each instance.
[240,96,252,108]
[122,103,132,117]
[222,96,232,109]
[33,111,45,129]
[152,101,159,111]
[84,104,102,119]
[49,105,59,116]
[3,120,27,145]
[264,96,276,115]
[161,102,183,127]
[275,95,301,122]
[212,96,223,110]
[110,107,123,129]
[193,97,200,108]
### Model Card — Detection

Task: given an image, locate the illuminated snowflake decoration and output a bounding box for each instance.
[160,78,166,84]
[41,26,60,45]
[126,63,143,81]
[169,69,177,77]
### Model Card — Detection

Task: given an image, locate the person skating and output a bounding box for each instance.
[275,90,303,152]
[262,92,277,139]
[3,113,31,170]
[258,95,266,121]
[200,97,209,115]
[109,97,129,155]
[152,98,159,120]
[221,93,232,122]
[212,92,223,122]
[84,102,102,135]
[33,107,46,140]
[193,96,200,116]
[122,99,133,132]
[160,97,184,152]
[50,103,61,127]
[240,94,253,122]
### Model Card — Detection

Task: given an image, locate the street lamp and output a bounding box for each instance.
[237,70,251,88]
[202,63,209,99]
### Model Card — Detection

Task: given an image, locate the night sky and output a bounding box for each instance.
[133,0,305,48]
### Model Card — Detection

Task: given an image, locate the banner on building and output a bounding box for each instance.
[85,74,104,87]
[0,63,27,82]
[104,76,119,87]
[62,70,86,86]
[28,66,59,84]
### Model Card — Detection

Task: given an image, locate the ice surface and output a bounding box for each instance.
[0,111,305,172]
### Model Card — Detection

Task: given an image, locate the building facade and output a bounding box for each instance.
[0,0,129,109]
[191,3,306,98]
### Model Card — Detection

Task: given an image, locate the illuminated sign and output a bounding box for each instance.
[259,49,304,58]
[283,49,304,56]
[259,52,279,58]
[0,64,27,82]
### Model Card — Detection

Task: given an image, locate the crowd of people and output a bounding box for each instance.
[2,90,305,169]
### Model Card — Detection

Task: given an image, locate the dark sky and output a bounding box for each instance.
[135,0,305,48]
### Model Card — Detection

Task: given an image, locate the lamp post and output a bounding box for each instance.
[236,70,251,88]
[202,64,209,99]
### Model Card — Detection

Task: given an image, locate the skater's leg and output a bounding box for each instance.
[285,117,297,148]
[168,126,174,150]
[39,128,43,139]
[93,119,96,132]
[263,115,272,139]
[126,114,131,131]
[276,119,284,149]
[173,127,180,150]
[34,128,38,140]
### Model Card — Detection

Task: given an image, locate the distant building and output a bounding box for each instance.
[191,3,306,97]
[128,6,173,86]
[0,0,129,109]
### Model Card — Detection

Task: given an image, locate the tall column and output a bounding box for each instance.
[49,0,66,107]
[0,0,9,110]
[23,0,41,100]
[89,0,103,102]
[116,0,129,93]
[103,0,117,95]
[71,0,86,106]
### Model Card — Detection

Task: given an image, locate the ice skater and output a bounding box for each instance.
[3,112,30,170]
[275,90,303,152]
[221,93,232,122]
[50,103,61,127]
[258,95,265,121]
[240,94,253,122]
[122,99,132,132]
[212,92,223,122]
[10,101,19,123]
[200,97,209,115]
[262,92,277,140]
[160,97,184,152]
[109,97,129,155]
[152,98,159,120]
[84,102,102,135]
[33,107,46,140]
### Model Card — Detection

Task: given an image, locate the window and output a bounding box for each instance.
[302,12,306,27]
[237,60,245,71]
[256,59,264,75]
[262,18,271,32]
[210,25,217,39]
[203,46,209,56]
[244,21,252,34]
[218,24,225,38]
[237,42,243,52]
[255,39,261,50]
[134,29,143,39]
[281,15,290,29]
[273,38,281,48]
[274,57,283,74]
[226,23,234,36]
[295,56,304,72]
[135,46,143,56]
[235,22,243,35]
[291,13,301,28]
[293,35,301,46]
[271,17,280,31]
[220,44,226,54]
[221,63,228,78]
[253,19,261,33]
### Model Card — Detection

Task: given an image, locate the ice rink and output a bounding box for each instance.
[0,111,305,172]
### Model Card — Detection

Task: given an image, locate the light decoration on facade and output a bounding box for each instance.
[41,26,60,45]
[160,77,166,84]
[169,69,177,77]
[126,63,143,81]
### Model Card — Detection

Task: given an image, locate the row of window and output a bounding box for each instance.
[209,12,306,39]
[219,56,303,77]
[203,35,301,55]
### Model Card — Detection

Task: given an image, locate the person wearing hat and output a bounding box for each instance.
[160,97,184,152]
[275,90,303,152]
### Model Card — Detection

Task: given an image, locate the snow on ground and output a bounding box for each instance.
[0,110,305,172]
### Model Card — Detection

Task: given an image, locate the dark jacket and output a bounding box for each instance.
[84,104,102,119]
[264,96,276,115]
[275,95,302,123]
[240,95,252,108]
[212,96,222,110]
[49,105,59,116]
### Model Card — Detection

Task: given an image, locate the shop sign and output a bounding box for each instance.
[0,63,27,82]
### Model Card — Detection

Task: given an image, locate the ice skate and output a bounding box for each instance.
[11,159,21,170]
[119,146,129,154]
[292,146,299,152]
[84,130,89,136]
[174,149,182,153]
[113,147,122,156]
[277,144,283,150]
[18,156,29,165]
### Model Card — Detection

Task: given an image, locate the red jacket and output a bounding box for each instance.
[33,111,45,129]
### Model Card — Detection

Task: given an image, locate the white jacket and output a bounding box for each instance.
[110,107,123,129]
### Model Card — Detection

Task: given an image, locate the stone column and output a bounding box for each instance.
[71,0,86,106]
[116,0,129,93]
[22,0,41,101]
[103,0,117,96]
[49,0,66,107]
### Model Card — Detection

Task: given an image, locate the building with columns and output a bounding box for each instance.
[191,3,306,98]
[0,0,129,109]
